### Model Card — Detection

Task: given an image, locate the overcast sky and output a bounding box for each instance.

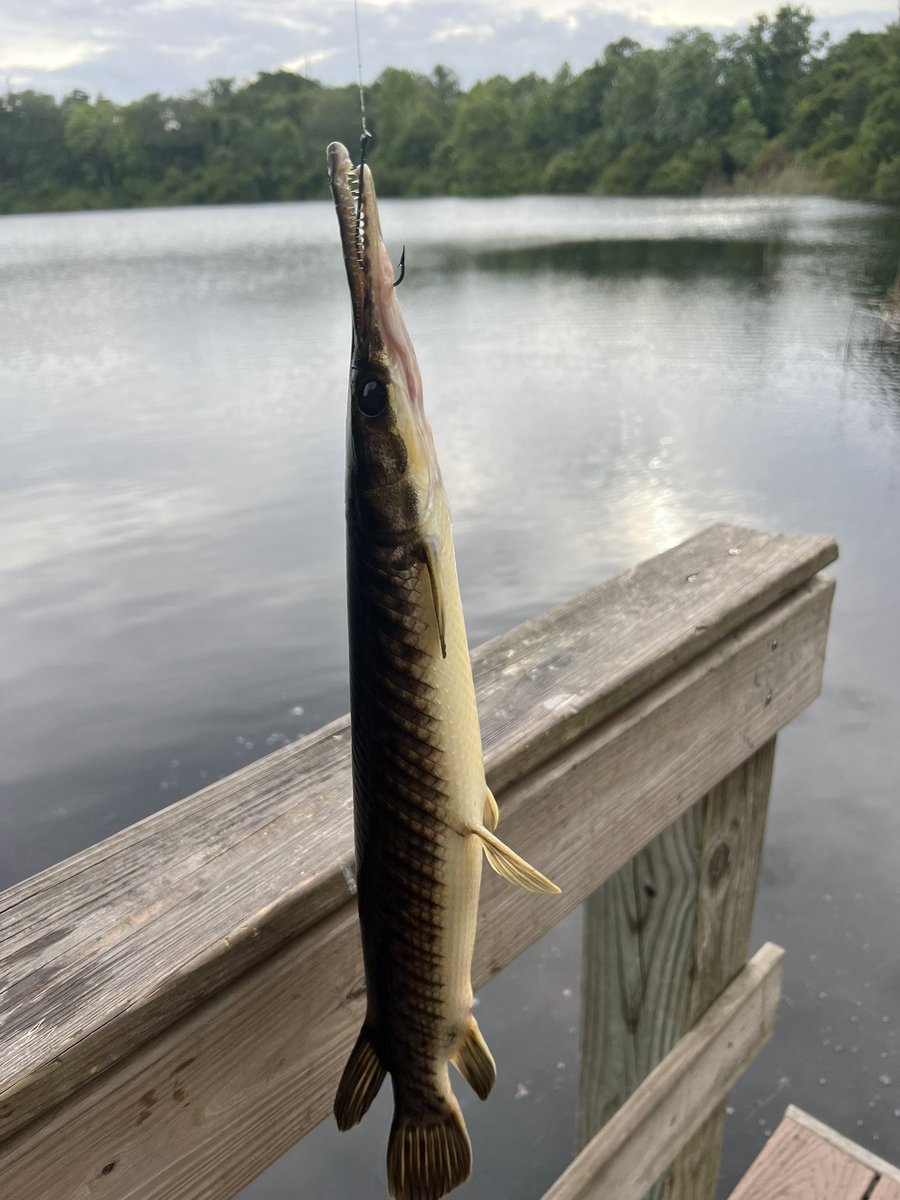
[1,0,895,101]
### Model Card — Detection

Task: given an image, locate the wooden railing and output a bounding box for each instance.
[0,523,837,1199]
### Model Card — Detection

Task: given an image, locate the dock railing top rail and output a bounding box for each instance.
[0,523,837,1199]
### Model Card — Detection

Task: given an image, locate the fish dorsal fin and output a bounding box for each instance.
[483,787,500,832]
[471,824,561,895]
[333,1024,387,1130]
[419,537,447,659]
[452,1017,496,1101]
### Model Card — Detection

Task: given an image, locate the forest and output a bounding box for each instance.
[1,6,899,214]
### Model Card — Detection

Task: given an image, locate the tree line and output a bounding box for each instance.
[1,7,899,215]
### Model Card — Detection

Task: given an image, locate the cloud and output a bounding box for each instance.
[0,0,894,101]
[0,37,113,73]
[430,24,496,43]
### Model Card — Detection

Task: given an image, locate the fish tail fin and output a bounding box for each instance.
[334,1024,387,1130]
[387,1095,472,1200]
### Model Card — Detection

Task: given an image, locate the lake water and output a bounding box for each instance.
[1,194,898,1195]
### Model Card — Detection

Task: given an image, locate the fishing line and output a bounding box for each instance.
[353,0,372,157]
[351,0,405,287]
[352,0,372,239]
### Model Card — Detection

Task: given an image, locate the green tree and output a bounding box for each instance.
[739,6,822,135]
[0,17,896,213]
[438,77,534,194]
[601,46,660,153]
[725,97,768,171]
[369,68,457,194]
[873,154,900,202]
[654,30,722,150]
[64,96,140,190]
[647,140,722,194]
[0,89,71,208]
[596,142,663,193]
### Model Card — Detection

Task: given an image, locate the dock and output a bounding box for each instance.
[730,1106,900,1199]
[2,520,888,1199]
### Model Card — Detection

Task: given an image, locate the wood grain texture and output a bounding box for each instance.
[577,807,704,1176]
[668,739,776,1200]
[542,943,784,1200]
[0,527,836,1140]
[477,524,835,794]
[785,1107,900,1185]
[872,1179,900,1199]
[577,741,776,1200]
[728,1114,874,1199]
[673,1112,723,1200]
[0,581,832,1199]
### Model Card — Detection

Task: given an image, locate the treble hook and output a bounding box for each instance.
[393,246,406,288]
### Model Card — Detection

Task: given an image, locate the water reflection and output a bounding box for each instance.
[0,195,898,1194]
[453,237,776,284]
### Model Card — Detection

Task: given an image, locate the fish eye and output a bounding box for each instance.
[356,377,388,417]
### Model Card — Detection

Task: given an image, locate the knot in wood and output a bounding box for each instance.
[707,841,731,888]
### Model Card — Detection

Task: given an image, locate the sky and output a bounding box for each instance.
[1,0,895,101]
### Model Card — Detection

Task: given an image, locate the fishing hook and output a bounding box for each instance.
[393,246,406,288]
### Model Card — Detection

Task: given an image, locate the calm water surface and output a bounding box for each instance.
[1,195,898,1194]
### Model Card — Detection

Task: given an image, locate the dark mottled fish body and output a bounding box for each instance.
[328,142,559,1200]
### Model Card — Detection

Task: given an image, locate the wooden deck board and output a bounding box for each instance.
[786,1106,900,1184]
[729,1106,900,1200]
[0,524,837,1143]
[729,1118,874,1198]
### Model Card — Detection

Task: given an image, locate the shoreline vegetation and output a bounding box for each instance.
[2,6,899,216]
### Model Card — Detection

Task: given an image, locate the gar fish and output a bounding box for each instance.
[327,141,560,1200]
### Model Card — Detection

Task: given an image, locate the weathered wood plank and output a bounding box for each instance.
[872,1178,900,1199]
[728,1113,874,1199]
[0,905,365,1200]
[0,527,836,1141]
[0,580,831,1197]
[785,1107,900,1185]
[577,741,776,1200]
[476,524,834,792]
[668,738,776,1200]
[576,808,704,1176]
[542,943,784,1200]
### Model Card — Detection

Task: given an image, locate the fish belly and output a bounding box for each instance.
[348,505,485,1100]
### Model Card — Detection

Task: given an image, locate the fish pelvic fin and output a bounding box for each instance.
[472,824,561,895]
[387,1096,471,1200]
[452,1017,496,1101]
[482,786,500,832]
[334,1024,387,1130]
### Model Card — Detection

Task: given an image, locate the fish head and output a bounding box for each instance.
[328,141,439,539]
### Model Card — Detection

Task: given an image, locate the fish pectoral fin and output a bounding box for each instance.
[471,824,561,895]
[483,786,500,832]
[418,537,447,659]
[333,1024,387,1130]
[452,1017,496,1100]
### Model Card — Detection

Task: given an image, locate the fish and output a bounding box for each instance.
[327,140,560,1200]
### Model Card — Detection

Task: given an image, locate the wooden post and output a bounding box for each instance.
[545,944,783,1200]
[578,738,776,1199]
